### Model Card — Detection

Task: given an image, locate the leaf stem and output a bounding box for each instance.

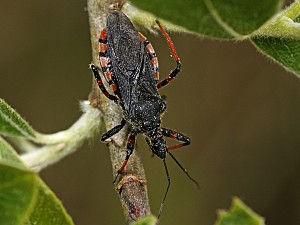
[252,0,300,39]
[21,101,102,171]
[281,0,300,19]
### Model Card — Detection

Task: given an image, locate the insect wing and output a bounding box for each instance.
[106,11,144,110]
[135,54,159,98]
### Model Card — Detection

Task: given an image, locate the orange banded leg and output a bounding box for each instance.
[98,28,110,82]
[90,64,118,101]
[161,128,190,150]
[90,64,124,110]
[161,128,200,190]
[138,32,159,82]
[155,20,181,89]
[98,28,121,99]
[113,132,137,183]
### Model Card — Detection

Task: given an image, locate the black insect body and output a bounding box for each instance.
[90,10,199,218]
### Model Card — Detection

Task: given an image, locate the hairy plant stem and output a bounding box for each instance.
[87,0,151,223]
[20,101,102,171]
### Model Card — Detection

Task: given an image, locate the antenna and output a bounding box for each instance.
[157,154,200,221]
[157,158,171,220]
[168,151,201,190]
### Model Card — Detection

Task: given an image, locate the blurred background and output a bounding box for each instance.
[0,1,299,225]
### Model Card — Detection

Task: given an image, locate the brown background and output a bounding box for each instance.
[0,1,299,225]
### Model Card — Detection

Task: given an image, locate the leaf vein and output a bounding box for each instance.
[203,0,246,39]
[0,108,31,137]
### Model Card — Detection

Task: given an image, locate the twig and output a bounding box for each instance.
[86,0,151,223]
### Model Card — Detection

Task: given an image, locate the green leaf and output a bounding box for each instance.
[0,138,74,225]
[248,1,300,78]
[132,215,157,225]
[214,197,265,225]
[0,98,36,138]
[0,136,23,164]
[0,163,38,225]
[203,0,283,35]
[251,36,300,78]
[130,0,283,39]
[24,180,74,225]
[129,1,300,77]
[251,9,300,78]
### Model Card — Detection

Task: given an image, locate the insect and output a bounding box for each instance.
[90,10,199,218]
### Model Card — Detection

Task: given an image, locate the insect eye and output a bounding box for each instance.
[149,137,167,159]
[159,100,167,113]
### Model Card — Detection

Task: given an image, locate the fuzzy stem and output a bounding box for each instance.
[21,101,102,171]
[86,0,151,223]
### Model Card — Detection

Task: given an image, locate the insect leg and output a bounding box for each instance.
[98,28,122,99]
[101,118,126,142]
[161,128,190,150]
[90,64,124,109]
[90,64,118,101]
[156,20,181,89]
[138,32,159,82]
[113,132,136,183]
[161,128,200,189]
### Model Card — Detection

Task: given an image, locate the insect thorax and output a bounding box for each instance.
[126,95,166,133]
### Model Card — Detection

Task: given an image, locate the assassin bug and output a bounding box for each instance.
[90,10,199,218]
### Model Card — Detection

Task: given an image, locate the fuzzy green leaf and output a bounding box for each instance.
[251,36,300,78]
[130,0,283,39]
[214,197,265,225]
[132,215,157,225]
[0,163,38,225]
[251,13,300,78]
[0,98,35,138]
[0,138,74,225]
[204,0,283,35]
[129,0,300,77]
[0,136,23,164]
[24,180,74,225]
